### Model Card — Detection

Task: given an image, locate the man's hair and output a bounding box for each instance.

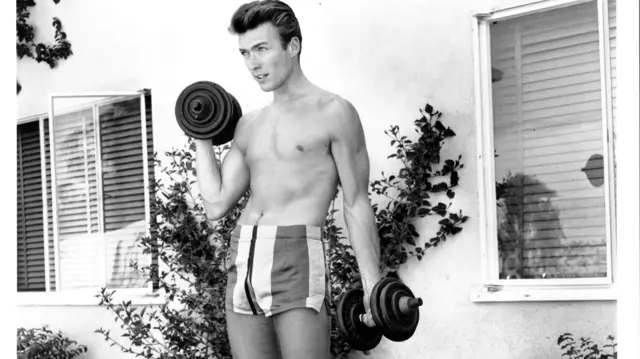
[229,0,302,56]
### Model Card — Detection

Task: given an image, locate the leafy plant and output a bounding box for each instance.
[371,103,468,273]
[17,326,87,359]
[17,0,73,93]
[97,102,468,358]
[558,333,617,359]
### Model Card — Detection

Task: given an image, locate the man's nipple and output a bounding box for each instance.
[296,144,304,152]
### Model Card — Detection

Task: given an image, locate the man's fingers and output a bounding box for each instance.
[360,312,376,327]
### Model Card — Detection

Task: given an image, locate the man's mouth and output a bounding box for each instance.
[254,74,268,81]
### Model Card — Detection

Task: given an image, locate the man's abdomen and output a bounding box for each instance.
[238,160,338,226]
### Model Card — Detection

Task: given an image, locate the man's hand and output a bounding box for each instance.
[361,279,379,327]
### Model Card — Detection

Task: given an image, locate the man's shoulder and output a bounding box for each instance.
[236,107,266,132]
[233,108,264,147]
[315,90,358,120]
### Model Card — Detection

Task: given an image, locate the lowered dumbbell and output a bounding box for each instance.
[174,81,243,146]
[336,277,423,351]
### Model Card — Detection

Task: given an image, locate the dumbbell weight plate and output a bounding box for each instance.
[378,281,420,342]
[336,288,383,351]
[370,277,396,333]
[174,81,243,146]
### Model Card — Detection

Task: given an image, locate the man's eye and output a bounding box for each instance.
[259,47,267,51]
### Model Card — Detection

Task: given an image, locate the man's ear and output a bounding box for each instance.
[288,37,301,57]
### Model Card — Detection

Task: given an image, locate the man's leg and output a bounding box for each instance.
[226,309,282,359]
[272,302,331,359]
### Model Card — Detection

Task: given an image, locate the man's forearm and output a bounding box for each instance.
[195,140,222,203]
[343,197,382,288]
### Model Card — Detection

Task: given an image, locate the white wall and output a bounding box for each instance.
[17,1,616,358]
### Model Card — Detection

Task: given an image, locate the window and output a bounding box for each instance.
[472,0,617,301]
[16,91,156,296]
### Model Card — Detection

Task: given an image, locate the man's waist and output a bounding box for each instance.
[240,202,329,226]
[231,224,324,242]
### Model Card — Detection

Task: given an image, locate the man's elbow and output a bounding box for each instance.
[202,199,228,221]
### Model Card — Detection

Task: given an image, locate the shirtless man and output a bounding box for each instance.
[196,1,382,358]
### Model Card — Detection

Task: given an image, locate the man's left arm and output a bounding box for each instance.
[328,97,382,310]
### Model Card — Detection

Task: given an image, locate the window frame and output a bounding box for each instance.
[470,0,618,302]
[16,91,164,306]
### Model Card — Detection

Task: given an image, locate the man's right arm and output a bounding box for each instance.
[196,115,251,220]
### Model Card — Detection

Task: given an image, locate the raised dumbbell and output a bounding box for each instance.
[336,277,423,351]
[174,81,243,146]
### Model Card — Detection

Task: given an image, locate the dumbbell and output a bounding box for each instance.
[174,81,243,146]
[336,277,423,351]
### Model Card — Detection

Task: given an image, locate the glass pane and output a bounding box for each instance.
[98,97,149,288]
[51,98,103,290]
[490,2,609,280]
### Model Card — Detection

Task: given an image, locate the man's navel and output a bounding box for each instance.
[296,144,304,152]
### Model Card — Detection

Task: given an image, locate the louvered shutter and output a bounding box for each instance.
[52,109,103,290]
[17,121,46,292]
[43,118,56,291]
[491,1,613,279]
[99,95,152,288]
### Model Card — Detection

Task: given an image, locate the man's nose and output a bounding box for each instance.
[247,54,261,71]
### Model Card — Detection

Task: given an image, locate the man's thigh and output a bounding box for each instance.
[226,309,281,359]
[273,302,331,359]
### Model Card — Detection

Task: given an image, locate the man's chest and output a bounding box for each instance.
[245,112,333,163]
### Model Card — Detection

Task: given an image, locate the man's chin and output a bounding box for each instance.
[258,84,276,93]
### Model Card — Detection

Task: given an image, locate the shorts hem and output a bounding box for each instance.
[267,294,327,317]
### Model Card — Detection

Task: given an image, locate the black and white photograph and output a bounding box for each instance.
[9,0,639,358]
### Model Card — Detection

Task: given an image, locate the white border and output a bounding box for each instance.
[474,0,593,21]
[597,0,616,284]
[48,96,62,291]
[16,288,167,307]
[139,92,155,293]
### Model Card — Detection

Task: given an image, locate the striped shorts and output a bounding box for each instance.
[225,225,330,317]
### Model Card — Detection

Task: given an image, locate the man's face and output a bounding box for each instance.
[238,22,296,92]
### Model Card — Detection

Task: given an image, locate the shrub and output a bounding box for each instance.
[17,326,87,359]
[558,333,617,359]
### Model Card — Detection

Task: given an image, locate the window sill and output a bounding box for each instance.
[17,288,167,307]
[469,283,618,302]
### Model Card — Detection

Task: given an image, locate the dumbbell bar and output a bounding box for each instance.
[337,278,422,351]
[175,81,243,146]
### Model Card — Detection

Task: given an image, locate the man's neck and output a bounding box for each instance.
[272,64,314,104]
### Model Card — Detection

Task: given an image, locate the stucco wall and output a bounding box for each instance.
[16,1,616,358]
